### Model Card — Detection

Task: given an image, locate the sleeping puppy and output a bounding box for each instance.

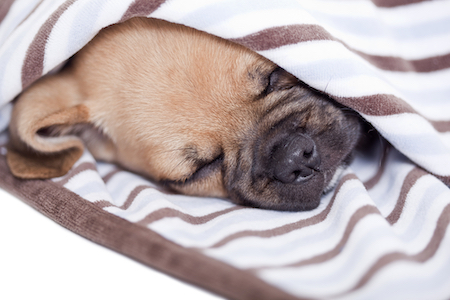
[7,18,362,211]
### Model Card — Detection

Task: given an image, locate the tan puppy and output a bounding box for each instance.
[7,18,362,211]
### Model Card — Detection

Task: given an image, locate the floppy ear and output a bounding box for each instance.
[7,73,89,179]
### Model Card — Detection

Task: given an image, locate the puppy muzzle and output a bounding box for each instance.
[254,128,326,211]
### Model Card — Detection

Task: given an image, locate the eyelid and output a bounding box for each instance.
[260,67,280,96]
[190,153,224,182]
[164,153,224,187]
[263,67,299,97]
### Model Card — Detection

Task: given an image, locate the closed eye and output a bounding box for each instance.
[161,153,224,187]
[263,67,282,95]
[188,153,224,183]
[262,67,299,97]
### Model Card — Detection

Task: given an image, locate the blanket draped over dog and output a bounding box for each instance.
[1,0,450,299]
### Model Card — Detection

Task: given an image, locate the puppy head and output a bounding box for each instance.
[8,18,362,211]
[155,67,362,211]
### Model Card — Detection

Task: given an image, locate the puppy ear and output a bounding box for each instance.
[7,74,89,179]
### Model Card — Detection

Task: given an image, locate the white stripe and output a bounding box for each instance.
[63,170,108,194]
[295,0,450,28]
[441,132,450,149]
[202,8,317,39]
[366,113,450,176]
[378,1,450,27]
[95,162,117,178]
[0,0,42,46]
[152,0,229,23]
[0,102,11,132]
[323,27,450,60]
[81,191,113,203]
[382,69,450,92]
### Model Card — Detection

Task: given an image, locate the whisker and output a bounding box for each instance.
[323,77,333,94]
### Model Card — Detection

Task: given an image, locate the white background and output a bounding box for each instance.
[0,188,222,300]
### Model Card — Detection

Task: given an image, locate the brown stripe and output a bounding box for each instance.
[436,174,450,187]
[230,24,332,52]
[349,203,450,293]
[206,174,359,249]
[386,167,429,225]
[0,155,303,300]
[230,24,450,73]
[118,184,150,210]
[21,0,77,89]
[429,119,450,133]
[338,94,450,134]
[119,0,166,23]
[363,142,391,190]
[53,161,97,186]
[0,0,14,24]
[102,168,121,183]
[337,94,415,117]
[137,206,244,226]
[252,205,380,271]
[96,184,168,210]
[95,199,113,208]
[363,52,450,73]
[371,0,432,8]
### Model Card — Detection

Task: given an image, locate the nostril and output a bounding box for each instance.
[303,145,320,169]
[303,147,313,159]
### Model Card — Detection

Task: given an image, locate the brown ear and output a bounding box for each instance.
[7,73,89,179]
[6,146,84,179]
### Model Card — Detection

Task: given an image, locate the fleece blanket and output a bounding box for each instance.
[1,0,450,299]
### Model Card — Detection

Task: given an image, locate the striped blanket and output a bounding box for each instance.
[1,0,450,299]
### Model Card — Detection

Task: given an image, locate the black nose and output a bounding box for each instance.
[271,134,320,184]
